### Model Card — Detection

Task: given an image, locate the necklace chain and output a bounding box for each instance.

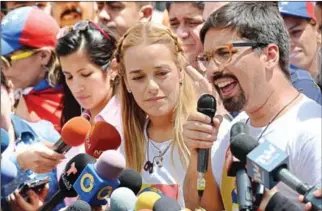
[246,92,300,141]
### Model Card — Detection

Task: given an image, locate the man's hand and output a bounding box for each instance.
[17,142,65,174]
[8,184,49,211]
[299,188,322,211]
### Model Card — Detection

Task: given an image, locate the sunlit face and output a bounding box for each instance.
[59,49,113,112]
[168,3,204,68]
[204,28,270,113]
[283,16,320,75]
[96,2,141,38]
[1,49,46,89]
[123,43,183,118]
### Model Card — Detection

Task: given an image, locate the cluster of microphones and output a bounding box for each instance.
[227,121,322,211]
[1,117,183,211]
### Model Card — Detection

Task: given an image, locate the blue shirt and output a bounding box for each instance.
[1,115,65,211]
[290,65,322,105]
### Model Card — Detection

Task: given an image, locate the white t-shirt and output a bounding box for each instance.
[123,117,231,208]
[211,95,322,211]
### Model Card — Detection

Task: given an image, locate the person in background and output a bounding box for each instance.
[183,2,321,210]
[95,2,153,38]
[0,71,65,211]
[51,2,96,28]
[167,2,231,120]
[1,7,63,131]
[114,22,224,208]
[279,2,322,87]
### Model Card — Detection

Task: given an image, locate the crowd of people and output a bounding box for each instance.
[0,1,321,211]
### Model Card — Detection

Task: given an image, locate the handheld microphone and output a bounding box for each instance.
[39,153,96,211]
[85,121,121,158]
[153,195,181,211]
[196,94,216,199]
[135,191,162,211]
[63,200,91,211]
[73,150,125,205]
[110,187,137,211]
[1,128,9,153]
[53,117,91,154]
[118,168,142,195]
[227,122,253,211]
[230,134,322,210]
[1,157,18,187]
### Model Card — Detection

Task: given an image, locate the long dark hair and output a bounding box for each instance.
[54,22,117,126]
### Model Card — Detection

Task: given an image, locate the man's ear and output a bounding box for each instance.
[139,5,153,22]
[261,44,279,71]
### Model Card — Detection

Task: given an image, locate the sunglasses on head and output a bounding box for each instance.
[57,20,111,41]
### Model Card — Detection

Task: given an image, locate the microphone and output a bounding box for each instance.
[1,157,18,187]
[73,150,126,205]
[110,187,137,211]
[39,153,96,211]
[1,128,9,153]
[196,94,216,199]
[227,122,253,211]
[230,134,322,210]
[135,191,162,211]
[62,200,91,211]
[85,121,121,158]
[153,195,181,211]
[53,117,91,153]
[118,168,142,195]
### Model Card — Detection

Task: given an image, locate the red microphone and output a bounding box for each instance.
[85,121,121,158]
[53,117,91,153]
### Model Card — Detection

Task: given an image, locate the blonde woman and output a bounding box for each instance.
[115,22,197,207]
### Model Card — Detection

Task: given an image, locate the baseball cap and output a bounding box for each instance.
[278,2,316,20]
[1,6,60,56]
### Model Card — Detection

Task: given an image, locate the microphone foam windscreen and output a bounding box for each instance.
[59,153,96,196]
[110,187,137,211]
[230,122,249,142]
[1,128,9,153]
[65,200,91,211]
[230,133,258,163]
[1,158,17,186]
[119,168,142,195]
[86,121,121,158]
[94,150,126,180]
[197,94,217,118]
[135,191,161,211]
[61,117,91,146]
[153,195,181,211]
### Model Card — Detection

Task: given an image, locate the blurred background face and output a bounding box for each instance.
[59,49,113,112]
[1,49,47,89]
[96,2,141,38]
[123,43,182,118]
[168,3,204,69]
[283,16,320,75]
[51,2,95,27]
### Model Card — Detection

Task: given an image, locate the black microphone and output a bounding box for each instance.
[228,122,253,211]
[196,94,216,199]
[118,168,142,195]
[38,153,95,211]
[230,134,322,211]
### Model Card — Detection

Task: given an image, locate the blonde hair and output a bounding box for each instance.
[115,22,197,172]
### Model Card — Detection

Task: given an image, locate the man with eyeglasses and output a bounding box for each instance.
[182,2,321,211]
